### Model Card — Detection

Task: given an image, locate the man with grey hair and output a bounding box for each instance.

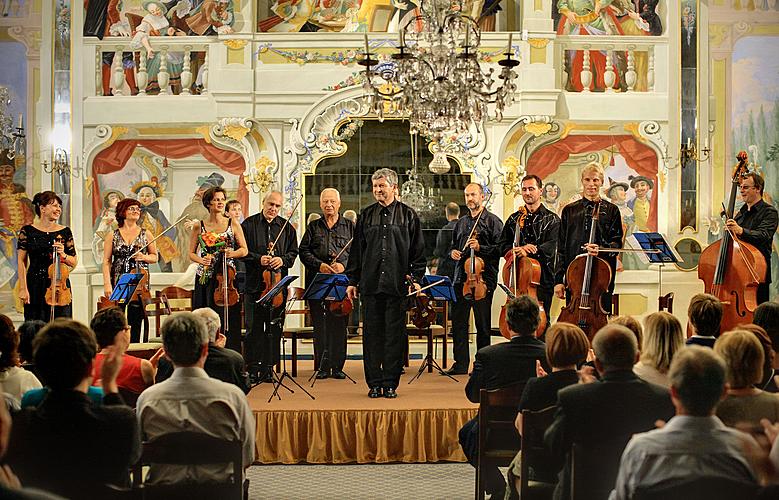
[544,324,673,500]
[137,312,255,485]
[346,168,426,399]
[241,190,298,381]
[154,308,249,393]
[610,346,758,499]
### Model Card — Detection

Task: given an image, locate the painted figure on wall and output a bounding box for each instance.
[628,175,653,232]
[0,151,34,298]
[92,189,125,267]
[542,181,564,215]
[83,0,138,96]
[259,0,319,32]
[132,178,178,272]
[172,172,225,272]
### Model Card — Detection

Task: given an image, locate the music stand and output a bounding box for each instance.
[109,273,144,304]
[256,275,315,402]
[626,232,683,299]
[303,273,357,386]
[408,275,458,384]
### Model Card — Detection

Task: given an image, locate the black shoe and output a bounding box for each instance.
[383,387,397,399]
[331,370,346,379]
[368,387,382,398]
[443,366,468,376]
[316,370,329,379]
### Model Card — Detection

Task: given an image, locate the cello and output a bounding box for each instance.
[45,234,71,322]
[498,206,546,339]
[697,151,766,333]
[557,201,612,340]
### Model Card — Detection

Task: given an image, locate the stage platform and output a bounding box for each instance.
[248,359,477,465]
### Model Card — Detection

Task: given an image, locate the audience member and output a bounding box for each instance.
[90,307,162,405]
[0,315,41,401]
[16,320,45,369]
[715,330,779,427]
[6,319,139,498]
[137,313,255,484]
[155,308,249,393]
[506,322,589,498]
[460,296,549,499]
[633,312,684,388]
[739,323,776,391]
[609,315,643,352]
[686,293,723,347]
[754,302,779,392]
[610,346,758,499]
[544,324,674,500]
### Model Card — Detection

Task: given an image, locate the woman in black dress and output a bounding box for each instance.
[17,191,78,322]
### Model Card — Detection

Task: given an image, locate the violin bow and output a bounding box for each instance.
[267,195,303,256]
[129,212,190,259]
[330,237,353,266]
[720,203,762,283]
[407,279,446,297]
[460,192,493,252]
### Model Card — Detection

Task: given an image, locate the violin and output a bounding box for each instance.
[697,151,766,333]
[214,249,240,332]
[325,237,353,317]
[407,275,436,329]
[463,230,488,302]
[557,201,612,340]
[45,234,71,321]
[499,207,547,339]
[259,196,303,308]
[128,257,151,303]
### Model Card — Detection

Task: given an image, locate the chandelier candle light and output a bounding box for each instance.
[357,0,519,147]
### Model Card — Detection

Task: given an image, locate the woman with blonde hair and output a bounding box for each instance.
[715,329,779,427]
[632,311,684,388]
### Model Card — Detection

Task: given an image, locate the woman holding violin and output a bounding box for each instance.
[17,191,77,321]
[299,188,354,379]
[189,186,248,352]
[102,198,158,342]
[447,183,503,376]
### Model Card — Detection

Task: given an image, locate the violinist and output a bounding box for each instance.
[298,188,354,380]
[447,183,503,376]
[345,168,426,399]
[241,191,298,381]
[498,175,561,323]
[102,198,158,342]
[189,187,248,352]
[723,172,778,305]
[17,191,77,322]
[554,163,623,312]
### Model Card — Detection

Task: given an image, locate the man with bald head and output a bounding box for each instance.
[544,324,674,500]
[299,188,354,379]
[241,191,299,381]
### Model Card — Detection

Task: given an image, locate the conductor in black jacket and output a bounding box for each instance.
[459,295,549,499]
[346,168,426,399]
[241,191,298,379]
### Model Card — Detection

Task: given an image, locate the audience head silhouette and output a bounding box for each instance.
[192,307,221,343]
[505,295,541,337]
[90,306,129,349]
[545,322,589,368]
[687,293,723,338]
[592,324,638,373]
[714,329,764,390]
[161,312,209,367]
[33,319,98,391]
[0,313,20,372]
[641,311,684,374]
[753,301,779,349]
[17,319,45,364]
[668,345,727,416]
[609,315,643,352]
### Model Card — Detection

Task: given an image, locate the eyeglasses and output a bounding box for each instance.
[126,206,142,212]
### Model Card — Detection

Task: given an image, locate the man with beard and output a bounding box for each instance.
[499,174,561,323]
[446,183,503,375]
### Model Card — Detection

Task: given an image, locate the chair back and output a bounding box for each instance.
[285,286,309,316]
[132,432,244,500]
[632,476,758,500]
[140,295,171,342]
[159,286,193,313]
[519,405,558,494]
[658,292,674,314]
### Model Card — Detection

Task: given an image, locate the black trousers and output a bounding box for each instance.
[23,303,71,323]
[193,279,243,352]
[309,300,348,373]
[362,293,407,389]
[125,299,144,344]
[758,282,770,306]
[244,291,284,372]
[451,288,494,370]
[459,416,506,495]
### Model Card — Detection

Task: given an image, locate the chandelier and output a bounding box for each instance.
[0,86,26,160]
[357,0,519,146]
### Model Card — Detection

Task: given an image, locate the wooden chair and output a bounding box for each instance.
[519,406,557,500]
[159,286,193,313]
[632,476,759,500]
[476,383,526,500]
[658,292,674,314]
[406,300,449,371]
[281,286,314,377]
[140,294,171,343]
[132,432,246,500]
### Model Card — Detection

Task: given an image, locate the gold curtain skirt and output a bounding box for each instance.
[255,408,478,464]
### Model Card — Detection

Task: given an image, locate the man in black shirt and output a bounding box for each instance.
[447,183,503,375]
[346,168,426,398]
[499,174,561,325]
[555,163,623,313]
[434,202,460,280]
[725,171,779,305]
[299,188,355,379]
[241,191,298,379]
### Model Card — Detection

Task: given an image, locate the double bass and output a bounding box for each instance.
[498,206,546,338]
[557,201,612,340]
[697,151,766,333]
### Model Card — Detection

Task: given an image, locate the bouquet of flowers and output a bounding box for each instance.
[198,231,229,284]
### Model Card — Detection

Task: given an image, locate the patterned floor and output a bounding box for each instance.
[246,462,475,500]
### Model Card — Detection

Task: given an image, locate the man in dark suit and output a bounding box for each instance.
[544,324,674,500]
[460,295,549,499]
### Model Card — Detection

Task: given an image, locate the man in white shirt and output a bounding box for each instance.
[137,312,255,484]
[610,346,758,500]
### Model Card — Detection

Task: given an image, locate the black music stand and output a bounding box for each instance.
[109,273,144,304]
[256,275,315,402]
[627,232,682,298]
[408,276,458,384]
[303,273,357,387]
